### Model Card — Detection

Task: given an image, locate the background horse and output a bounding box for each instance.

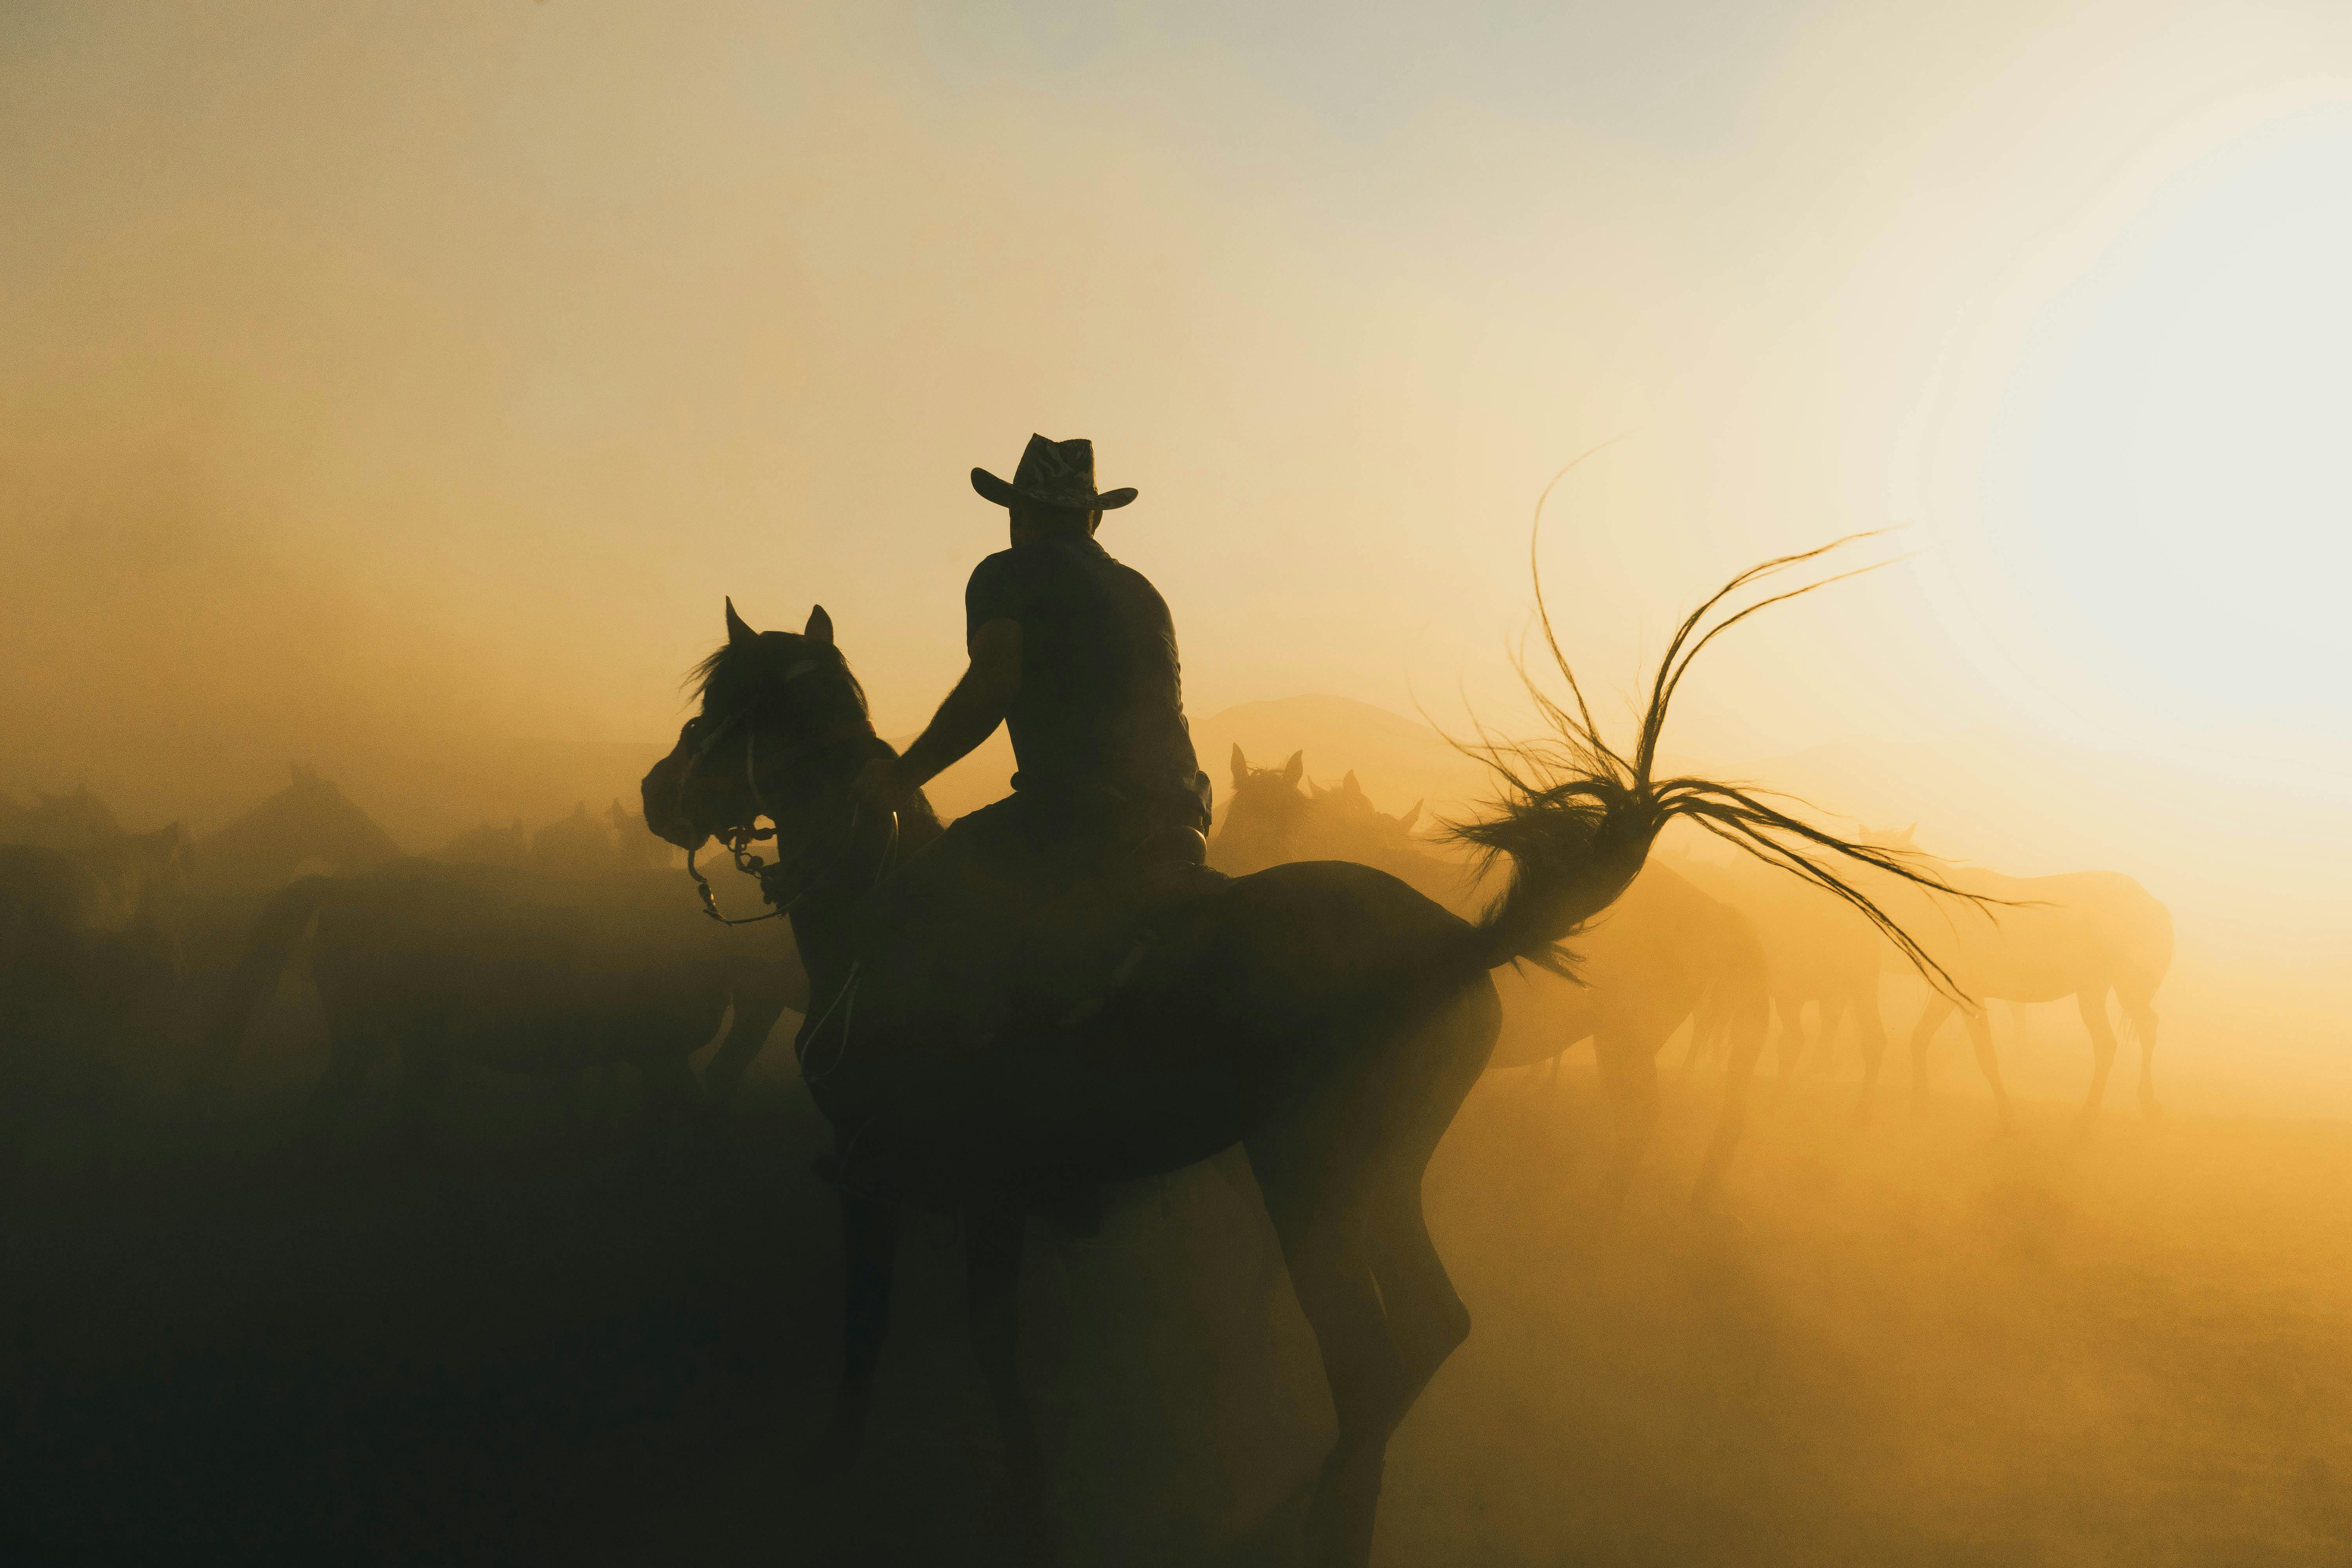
[202,860,801,1148]
[1675,848,1889,1118]
[1216,746,1770,1205]
[1857,826,2172,1129]
[0,818,189,1147]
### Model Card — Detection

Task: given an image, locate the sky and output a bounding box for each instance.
[5,1,2352,1099]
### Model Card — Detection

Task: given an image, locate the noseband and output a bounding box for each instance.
[674,660,895,925]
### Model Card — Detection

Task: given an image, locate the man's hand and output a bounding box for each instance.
[851,756,918,818]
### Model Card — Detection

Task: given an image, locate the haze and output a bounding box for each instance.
[6,0,2350,1111]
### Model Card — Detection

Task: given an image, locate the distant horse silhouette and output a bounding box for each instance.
[1861,826,2173,1129]
[201,861,800,1138]
[1218,762,1769,1206]
[162,767,410,1072]
[0,822,191,1108]
[528,801,616,875]
[190,764,403,894]
[0,784,127,853]
[609,798,676,871]
[1207,744,1311,875]
[643,542,1958,1568]
[1674,850,1887,1118]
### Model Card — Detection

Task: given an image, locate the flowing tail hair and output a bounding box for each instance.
[1446,473,1992,995]
[189,875,333,1087]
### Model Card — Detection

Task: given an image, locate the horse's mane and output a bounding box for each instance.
[692,634,873,731]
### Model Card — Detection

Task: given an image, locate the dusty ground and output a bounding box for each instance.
[5,1039,2350,1565]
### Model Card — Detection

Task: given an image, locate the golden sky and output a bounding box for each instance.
[6,2,2351,1102]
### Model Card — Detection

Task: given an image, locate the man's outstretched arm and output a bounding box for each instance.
[854,618,1022,809]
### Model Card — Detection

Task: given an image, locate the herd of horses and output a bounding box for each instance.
[0,555,2177,1568]
[0,772,799,1143]
[1215,746,2175,1153]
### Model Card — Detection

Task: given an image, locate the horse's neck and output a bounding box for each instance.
[194,824,303,890]
[788,784,942,1000]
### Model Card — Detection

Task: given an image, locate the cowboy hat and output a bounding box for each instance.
[971,434,1138,511]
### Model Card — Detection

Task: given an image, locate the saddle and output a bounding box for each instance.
[814,821,1225,1237]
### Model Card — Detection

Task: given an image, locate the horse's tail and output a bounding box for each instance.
[1693,907,1770,1064]
[1443,532,1998,994]
[189,875,332,1087]
[1459,789,1651,974]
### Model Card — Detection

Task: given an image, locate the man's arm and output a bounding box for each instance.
[855,619,1022,809]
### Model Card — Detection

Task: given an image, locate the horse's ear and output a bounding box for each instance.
[804,605,835,645]
[1281,751,1304,788]
[1901,822,1917,845]
[1399,800,1422,832]
[725,597,757,648]
[1229,743,1248,786]
[1342,770,1361,796]
[1307,781,1324,798]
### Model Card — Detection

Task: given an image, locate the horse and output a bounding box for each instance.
[0,822,191,1131]
[1673,849,1889,1117]
[1216,757,1769,1206]
[0,783,127,853]
[200,860,802,1145]
[157,766,411,1069]
[643,544,1959,1567]
[189,763,404,895]
[1859,827,2172,1130]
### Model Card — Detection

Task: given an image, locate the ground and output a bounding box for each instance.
[5,1043,2350,1564]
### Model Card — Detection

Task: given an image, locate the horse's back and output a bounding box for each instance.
[1928,866,2170,998]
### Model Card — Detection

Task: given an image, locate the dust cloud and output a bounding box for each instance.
[6,2,2352,1564]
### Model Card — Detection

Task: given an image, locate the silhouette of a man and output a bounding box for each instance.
[850,433,1209,869]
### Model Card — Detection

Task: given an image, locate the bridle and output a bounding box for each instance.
[674,659,899,926]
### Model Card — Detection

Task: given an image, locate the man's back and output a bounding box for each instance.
[965,534,1202,806]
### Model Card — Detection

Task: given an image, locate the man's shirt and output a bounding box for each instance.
[964,534,1204,804]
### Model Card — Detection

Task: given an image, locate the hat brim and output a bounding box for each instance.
[970,468,1137,511]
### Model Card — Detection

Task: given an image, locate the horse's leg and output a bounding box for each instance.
[1594,1029,1662,1215]
[2073,987,2120,1131]
[705,987,791,1106]
[808,1190,900,1470]
[1817,995,1851,1080]
[967,1204,1054,1560]
[1676,1010,1706,1073]
[1850,989,1889,1127]
[1769,998,1806,1103]
[1248,1134,1402,1568]
[1908,995,1953,1113]
[1960,1007,2014,1133]
[2120,989,2162,1119]
[1365,1164,1470,1414]
[1364,990,1491,1412]
[1693,995,1765,1208]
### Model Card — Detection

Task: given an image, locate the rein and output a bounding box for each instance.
[676,697,897,927]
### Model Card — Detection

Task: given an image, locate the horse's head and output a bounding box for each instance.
[1210,744,1310,875]
[205,766,402,887]
[644,601,880,873]
[13,783,123,851]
